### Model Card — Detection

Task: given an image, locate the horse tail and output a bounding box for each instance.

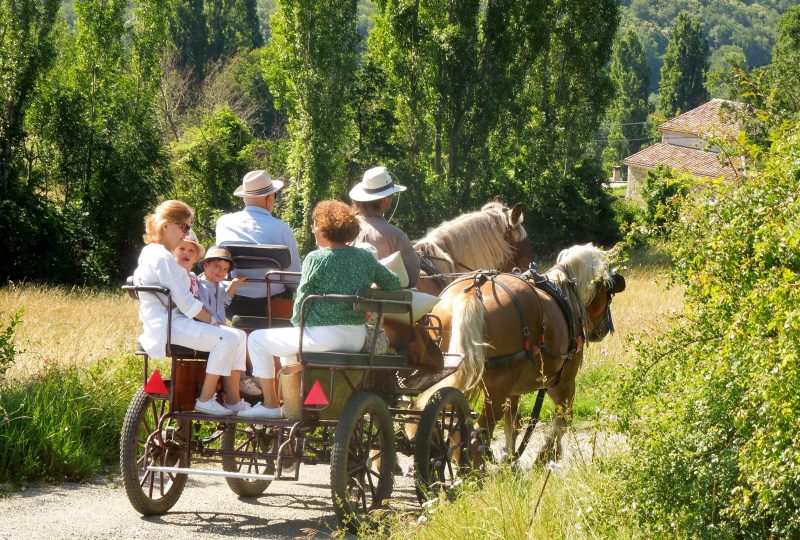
[449,288,487,391]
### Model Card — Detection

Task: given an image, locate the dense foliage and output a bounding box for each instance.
[616,119,800,536]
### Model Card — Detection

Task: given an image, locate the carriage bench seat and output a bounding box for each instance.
[135,341,210,360]
[301,351,414,371]
[230,315,292,331]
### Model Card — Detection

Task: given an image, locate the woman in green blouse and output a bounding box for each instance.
[240,200,402,419]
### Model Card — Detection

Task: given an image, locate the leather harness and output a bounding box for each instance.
[458,268,587,460]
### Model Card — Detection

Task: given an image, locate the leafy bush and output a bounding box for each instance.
[0,355,142,483]
[639,164,690,235]
[615,121,800,537]
[0,309,23,383]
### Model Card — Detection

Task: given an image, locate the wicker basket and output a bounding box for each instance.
[278,362,303,420]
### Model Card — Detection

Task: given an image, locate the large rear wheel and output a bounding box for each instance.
[414,387,472,501]
[120,386,188,515]
[330,391,395,531]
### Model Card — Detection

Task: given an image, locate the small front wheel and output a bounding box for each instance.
[414,387,472,501]
[120,386,188,515]
[222,423,274,497]
[330,391,395,531]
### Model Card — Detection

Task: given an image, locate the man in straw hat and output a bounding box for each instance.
[349,166,420,287]
[215,170,301,317]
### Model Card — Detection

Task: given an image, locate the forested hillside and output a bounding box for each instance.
[620,0,795,92]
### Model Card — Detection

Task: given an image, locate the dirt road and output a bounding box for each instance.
[0,462,420,539]
[0,429,618,539]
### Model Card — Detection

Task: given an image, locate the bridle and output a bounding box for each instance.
[585,272,625,342]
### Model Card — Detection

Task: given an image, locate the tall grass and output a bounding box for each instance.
[0,355,142,485]
[365,464,642,540]
[0,283,139,378]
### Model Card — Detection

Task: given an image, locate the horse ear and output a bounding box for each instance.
[493,195,502,203]
[509,203,523,225]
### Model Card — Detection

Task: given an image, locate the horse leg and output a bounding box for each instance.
[537,377,576,464]
[503,395,522,460]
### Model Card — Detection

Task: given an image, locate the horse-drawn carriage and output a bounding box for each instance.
[119,201,626,530]
[120,244,473,530]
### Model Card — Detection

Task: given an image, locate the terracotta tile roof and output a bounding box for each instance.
[623,142,740,180]
[659,99,743,139]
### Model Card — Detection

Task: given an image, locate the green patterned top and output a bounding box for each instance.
[291,246,402,327]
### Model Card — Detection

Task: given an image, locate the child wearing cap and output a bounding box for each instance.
[197,246,247,325]
[171,231,250,414]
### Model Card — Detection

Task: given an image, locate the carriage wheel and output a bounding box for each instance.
[120,386,188,515]
[330,391,395,531]
[222,423,274,497]
[414,387,472,501]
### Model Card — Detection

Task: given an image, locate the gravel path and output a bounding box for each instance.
[0,426,623,539]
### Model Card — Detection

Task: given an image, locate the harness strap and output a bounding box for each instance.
[515,388,547,460]
[490,277,534,361]
[417,254,448,290]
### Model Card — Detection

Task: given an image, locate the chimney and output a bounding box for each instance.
[612,166,622,182]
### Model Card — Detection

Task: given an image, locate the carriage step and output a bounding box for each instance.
[147,466,276,481]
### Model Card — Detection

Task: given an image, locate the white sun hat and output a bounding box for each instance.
[349,166,407,202]
[233,170,284,198]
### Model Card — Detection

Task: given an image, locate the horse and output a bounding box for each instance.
[414,243,625,465]
[414,201,533,297]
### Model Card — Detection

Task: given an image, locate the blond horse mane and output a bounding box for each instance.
[545,243,612,340]
[415,202,527,274]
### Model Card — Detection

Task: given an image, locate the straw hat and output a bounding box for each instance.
[233,170,284,198]
[198,245,234,269]
[349,166,406,202]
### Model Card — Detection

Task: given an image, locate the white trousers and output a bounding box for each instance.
[248,325,367,379]
[171,320,246,376]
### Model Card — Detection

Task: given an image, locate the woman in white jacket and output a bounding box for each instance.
[133,200,249,416]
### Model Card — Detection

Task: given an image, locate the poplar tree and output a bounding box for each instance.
[264,0,359,250]
[0,0,60,197]
[206,0,263,63]
[657,12,709,119]
[603,29,650,172]
[769,7,800,116]
[168,0,208,83]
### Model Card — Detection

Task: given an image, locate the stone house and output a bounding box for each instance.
[623,99,745,202]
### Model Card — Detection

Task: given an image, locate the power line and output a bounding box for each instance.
[591,136,653,143]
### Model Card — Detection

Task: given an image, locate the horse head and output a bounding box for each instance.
[548,243,625,343]
[584,269,625,342]
[485,201,532,272]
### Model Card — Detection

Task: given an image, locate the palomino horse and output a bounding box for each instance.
[415,243,625,464]
[414,201,533,297]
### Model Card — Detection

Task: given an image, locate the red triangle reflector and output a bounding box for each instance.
[144,369,169,395]
[303,380,329,406]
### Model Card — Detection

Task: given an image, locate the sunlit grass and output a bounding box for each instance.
[0,355,143,485]
[363,463,643,540]
[0,284,139,378]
